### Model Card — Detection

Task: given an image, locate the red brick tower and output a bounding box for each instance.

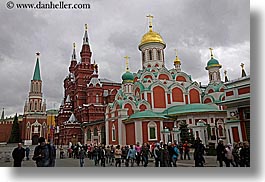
[22,53,47,145]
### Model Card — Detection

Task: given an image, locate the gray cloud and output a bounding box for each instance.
[0,0,250,117]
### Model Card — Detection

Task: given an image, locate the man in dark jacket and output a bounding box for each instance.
[12,143,25,167]
[32,137,55,167]
[240,141,250,167]
[216,139,225,167]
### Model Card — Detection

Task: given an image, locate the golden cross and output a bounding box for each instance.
[146,14,154,30]
[124,56,130,71]
[174,48,178,58]
[209,48,214,58]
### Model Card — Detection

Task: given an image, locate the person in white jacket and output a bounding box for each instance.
[225,143,236,167]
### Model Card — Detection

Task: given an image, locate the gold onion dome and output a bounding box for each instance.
[139,30,166,47]
[139,14,166,48]
[174,49,181,64]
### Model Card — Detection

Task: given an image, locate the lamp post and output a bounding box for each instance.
[172,125,181,144]
[161,126,170,144]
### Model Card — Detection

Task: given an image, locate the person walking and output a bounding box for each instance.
[12,143,25,167]
[171,143,180,167]
[216,139,225,167]
[25,146,30,160]
[100,145,106,167]
[126,145,136,167]
[240,141,250,167]
[140,143,150,167]
[183,141,191,160]
[160,144,170,167]
[178,142,183,160]
[153,143,161,167]
[135,142,141,166]
[79,147,85,167]
[114,145,122,167]
[225,143,236,167]
[32,137,56,167]
[194,139,205,167]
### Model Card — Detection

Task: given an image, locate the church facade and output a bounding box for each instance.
[105,16,233,146]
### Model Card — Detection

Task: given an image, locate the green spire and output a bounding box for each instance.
[33,52,41,81]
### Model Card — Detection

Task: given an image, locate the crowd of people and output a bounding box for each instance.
[61,138,207,167]
[10,137,250,167]
[216,139,250,167]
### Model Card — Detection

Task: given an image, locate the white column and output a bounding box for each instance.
[105,120,109,145]
[118,118,122,145]
[160,121,163,142]
[135,121,143,144]
[84,132,87,145]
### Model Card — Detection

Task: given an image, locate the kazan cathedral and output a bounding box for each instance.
[105,16,229,146]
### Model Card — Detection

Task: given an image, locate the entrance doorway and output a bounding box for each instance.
[32,135,39,145]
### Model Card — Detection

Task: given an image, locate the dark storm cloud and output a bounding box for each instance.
[0,0,249,117]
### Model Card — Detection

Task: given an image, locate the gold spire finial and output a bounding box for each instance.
[209,48,214,59]
[85,24,88,31]
[174,49,181,64]
[224,70,227,75]
[73,42,76,49]
[124,56,130,72]
[240,63,244,69]
[146,14,154,31]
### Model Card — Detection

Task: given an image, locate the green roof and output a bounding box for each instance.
[163,103,223,115]
[46,109,59,114]
[33,58,41,80]
[206,58,222,69]
[225,119,240,123]
[122,71,134,83]
[129,110,167,120]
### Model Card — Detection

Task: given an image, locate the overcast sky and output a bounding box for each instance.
[0,0,250,117]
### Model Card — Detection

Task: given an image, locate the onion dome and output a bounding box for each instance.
[206,48,222,70]
[122,56,134,83]
[139,15,166,49]
[122,71,134,83]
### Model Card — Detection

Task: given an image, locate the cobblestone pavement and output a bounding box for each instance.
[0,144,219,167]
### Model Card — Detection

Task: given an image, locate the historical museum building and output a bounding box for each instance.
[54,25,121,145]
[105,16,249,146]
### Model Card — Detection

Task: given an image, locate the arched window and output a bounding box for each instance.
[148,121,157,140]
[94,127,98,136]
[35,102,37,111]
[87,128,91,140]
[149,50,152,60]
[157,50,161,60]
[142,51,145,62]
[112,124,116,141]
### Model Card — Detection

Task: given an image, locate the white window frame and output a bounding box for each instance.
[148,121,157,141]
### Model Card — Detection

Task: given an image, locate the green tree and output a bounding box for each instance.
[179,121,194,144]
[8,114,21,143]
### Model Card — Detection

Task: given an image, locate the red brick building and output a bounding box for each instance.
[54,25,121,146]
